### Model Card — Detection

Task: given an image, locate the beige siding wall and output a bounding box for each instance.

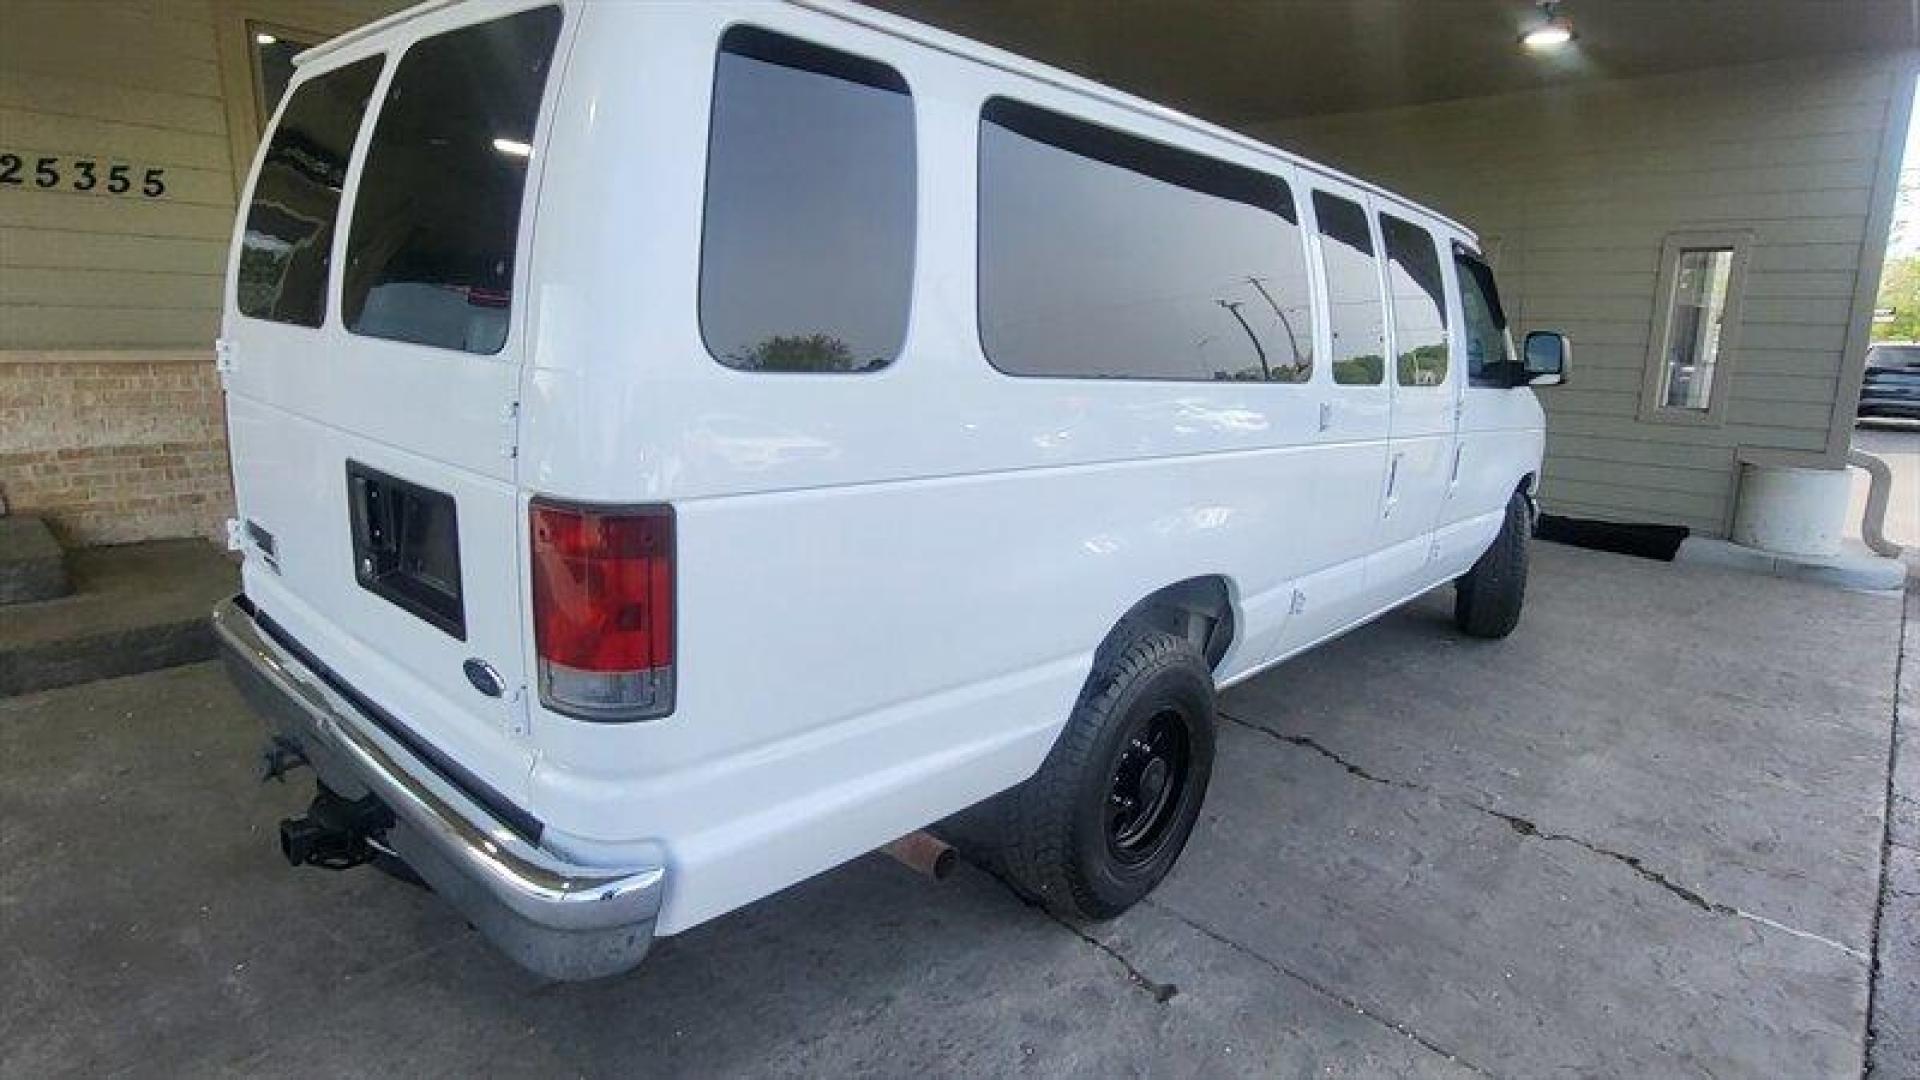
[0,0,402,349]
[1,0,232,349]
[0,0,401,543]
[1250,52,1917,536]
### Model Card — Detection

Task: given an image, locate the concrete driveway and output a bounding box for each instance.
[1,543,1911,1078]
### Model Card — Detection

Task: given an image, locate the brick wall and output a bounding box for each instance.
[0,353,232,546]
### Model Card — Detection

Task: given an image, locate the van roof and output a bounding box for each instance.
[296,0,1474,242]
[294,0,456,66]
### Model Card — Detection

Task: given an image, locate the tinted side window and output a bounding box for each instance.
[1380,214,1449,387]
[342,7,562,355]
[1312,192,1385,386]
[236,57,381,327]
[701,28,915,373]
[1456,252,1514,388]
[979,98,1313,383]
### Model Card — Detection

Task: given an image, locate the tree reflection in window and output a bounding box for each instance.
[700,29,914,374]
[1312,191,1386,387]
[979,98,1315,383]
[726,334,883,373]
[1380,214,1450,388]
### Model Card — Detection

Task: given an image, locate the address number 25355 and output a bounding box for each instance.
[0,153,168,198]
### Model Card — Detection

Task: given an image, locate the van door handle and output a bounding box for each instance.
[1447,445,1463,495]
[1318,401,1333,432]
[1384,452,1403,517]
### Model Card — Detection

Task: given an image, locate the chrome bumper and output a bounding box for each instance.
[212,595,663,980]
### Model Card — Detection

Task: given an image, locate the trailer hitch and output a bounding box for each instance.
[279,785,395,871]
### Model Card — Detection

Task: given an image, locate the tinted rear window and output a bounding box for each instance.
[979,99,1313,383]
[236,57,382,327]
[700,27,916,373]
[342,7,562,354]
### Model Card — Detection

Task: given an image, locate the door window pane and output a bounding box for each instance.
[236,57,381,327]
[701,27,915,373]
[1659,248,1734,410]
[1313,192,1385,386]
[1455,252,1513,388]
[1380,214,1448,387]
[979,98,1312,382]
[342,7,562,355]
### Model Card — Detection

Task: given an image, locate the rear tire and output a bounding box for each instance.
[995,618,1216,920]
[1454,489,1531,639]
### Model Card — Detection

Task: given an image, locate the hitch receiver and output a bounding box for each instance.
[279,785,395,871]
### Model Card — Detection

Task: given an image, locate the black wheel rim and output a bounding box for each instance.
[1106,706,1191,866]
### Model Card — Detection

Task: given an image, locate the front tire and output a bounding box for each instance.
[996,619,1216,920]
[1455,489,1531,639]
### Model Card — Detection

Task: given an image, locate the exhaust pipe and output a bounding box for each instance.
[279,785,394,871]
[882,830,957,880]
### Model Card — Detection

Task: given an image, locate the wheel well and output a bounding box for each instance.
[1518,472,1541,526]
[1116,576,1236,672]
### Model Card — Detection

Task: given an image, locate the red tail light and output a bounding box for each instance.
[529,500,674,721]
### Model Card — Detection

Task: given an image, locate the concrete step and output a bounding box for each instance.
[0,539,238,697]
[0,516,72,605]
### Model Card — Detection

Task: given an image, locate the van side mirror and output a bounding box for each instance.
[1521,331,1570,387]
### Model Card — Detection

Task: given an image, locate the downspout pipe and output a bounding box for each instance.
[1848,448,1905,558]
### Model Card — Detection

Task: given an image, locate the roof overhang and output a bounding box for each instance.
[863,0,1920,123]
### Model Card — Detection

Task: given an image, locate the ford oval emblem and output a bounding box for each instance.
[463,658,505,698]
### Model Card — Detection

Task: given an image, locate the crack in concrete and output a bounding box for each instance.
[1217,709,1867,961]
[970,861,1179,1004]
[1482,808,1732,917]
[1243,720,1428,793]
[1141,898,1501,1080]
[1041,906,1181,1005]
[1865,582,1913,1079]
[1731,910,1867,963]
[974,843,1499,1076]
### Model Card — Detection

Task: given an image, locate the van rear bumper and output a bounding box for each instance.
[212,594,664,980]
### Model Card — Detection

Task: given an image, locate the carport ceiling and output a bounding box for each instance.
[863,1,1919,123]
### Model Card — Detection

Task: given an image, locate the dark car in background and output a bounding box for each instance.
[1858,343,1920,420]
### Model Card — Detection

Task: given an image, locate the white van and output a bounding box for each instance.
[213,0,1568,980]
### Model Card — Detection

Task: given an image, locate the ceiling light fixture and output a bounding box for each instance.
[255,31,278,45]
[1520,1,1574,50]
[492,138,533,157]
